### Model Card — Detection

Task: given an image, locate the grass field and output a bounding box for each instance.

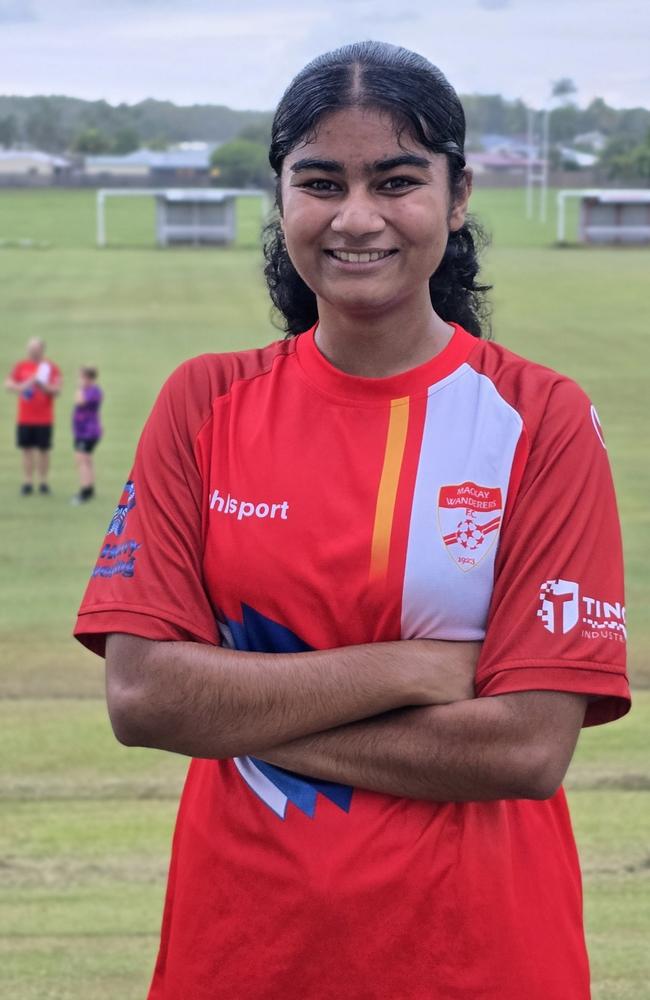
[1,188,649,998]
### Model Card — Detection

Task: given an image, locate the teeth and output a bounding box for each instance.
[330,250,393,263]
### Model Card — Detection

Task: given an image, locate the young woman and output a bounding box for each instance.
[75,42,629,1000]
[71,366,103,504]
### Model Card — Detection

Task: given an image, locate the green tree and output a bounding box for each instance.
[551,78,577,101]
[112,127,140,154]
[147,135,170,151]
[210,139,271,188]
[583,98,619,136]
[238,120,273,147]
[598,132,650,180]
[72,127,112,154]
[26,98,66,151]
[0,114,18,148]
[549,104,582,142]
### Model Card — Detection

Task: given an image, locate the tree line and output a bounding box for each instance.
[1,93,649,182]
[0,95,271,155]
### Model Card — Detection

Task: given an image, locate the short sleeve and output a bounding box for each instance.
[74,360,219,656]
[475,380,630,726]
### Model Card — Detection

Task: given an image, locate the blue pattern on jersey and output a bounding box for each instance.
[226,603,353,818]
[251,758,353,817]
[227,603,312,654]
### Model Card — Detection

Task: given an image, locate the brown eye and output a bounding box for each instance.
[381,176,420,191]
[300,179,340,193]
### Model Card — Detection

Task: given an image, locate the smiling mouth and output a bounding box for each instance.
[326,249,398,263]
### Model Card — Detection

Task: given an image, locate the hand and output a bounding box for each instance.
[407,639,481,706]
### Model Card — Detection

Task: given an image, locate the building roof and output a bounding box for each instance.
[559,147,598,168]
[86,147,217,170]
[467,151,538,170]
[0,149,69,166]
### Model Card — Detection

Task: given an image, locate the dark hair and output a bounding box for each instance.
[81,366,98,380]
[263,40,491,338]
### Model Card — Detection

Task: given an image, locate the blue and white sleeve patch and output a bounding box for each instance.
[91,480,141,579]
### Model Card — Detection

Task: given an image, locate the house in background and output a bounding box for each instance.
[572,131,607,153]
[0,150,70,179]
[558,147,598,170]
[466,150,538,176]
[84,144,221,185]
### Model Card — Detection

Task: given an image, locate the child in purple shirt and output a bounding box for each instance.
[71,366,103,504]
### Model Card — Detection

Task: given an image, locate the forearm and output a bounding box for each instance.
[106,634,475,760]
[259,691,587,802]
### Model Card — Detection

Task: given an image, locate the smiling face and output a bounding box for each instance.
[279,106,470,324]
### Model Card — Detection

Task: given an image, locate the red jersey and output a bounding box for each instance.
[11,359,61,425]
[75,325,629,1000]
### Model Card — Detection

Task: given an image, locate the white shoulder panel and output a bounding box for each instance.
[401,364,523,640]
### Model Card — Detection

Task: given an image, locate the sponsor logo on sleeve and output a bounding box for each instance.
[107,480,136,537]
[92,480,141,579]
[537,578,626,642]
[438,482,503,572]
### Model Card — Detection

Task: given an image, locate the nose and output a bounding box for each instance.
[330,188,386,238]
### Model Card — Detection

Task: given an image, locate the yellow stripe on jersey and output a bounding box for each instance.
[369,397,410,582]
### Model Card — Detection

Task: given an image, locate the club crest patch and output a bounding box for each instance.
[438,481,503,572]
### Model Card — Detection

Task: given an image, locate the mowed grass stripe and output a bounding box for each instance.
[0,700,186,799]
[0,936,156,1000]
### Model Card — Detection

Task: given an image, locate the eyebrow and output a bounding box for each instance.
[290,154,432,174]
[290,158,341,174]
[373,154,431,172]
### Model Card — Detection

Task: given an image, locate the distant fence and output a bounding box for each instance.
[0,173,214,189]
[472,169,648,190]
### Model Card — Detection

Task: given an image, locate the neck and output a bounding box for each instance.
[314,294,454,378]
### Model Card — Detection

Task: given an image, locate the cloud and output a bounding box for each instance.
[0,0,36,23]
[1,0,648,109]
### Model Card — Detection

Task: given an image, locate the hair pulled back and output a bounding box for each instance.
[264,40,491,338]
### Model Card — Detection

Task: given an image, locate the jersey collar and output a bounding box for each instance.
[295,323,478,403]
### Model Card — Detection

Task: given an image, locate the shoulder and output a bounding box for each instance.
[466,337,592,442]
[171,337,293,395]
[144,337,295,444]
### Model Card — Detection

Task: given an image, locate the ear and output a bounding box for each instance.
[449,167,473,233]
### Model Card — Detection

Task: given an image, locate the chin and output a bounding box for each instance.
[326,290,406,318]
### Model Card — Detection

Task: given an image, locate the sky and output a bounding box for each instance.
[1,0,649,111]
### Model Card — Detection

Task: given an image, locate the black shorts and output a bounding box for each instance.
[74,438,100,454]
[16,424,53,450]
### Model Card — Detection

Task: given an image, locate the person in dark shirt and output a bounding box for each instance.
[71,366,103,505]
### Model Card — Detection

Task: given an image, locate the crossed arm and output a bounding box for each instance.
[105,633,587,802]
